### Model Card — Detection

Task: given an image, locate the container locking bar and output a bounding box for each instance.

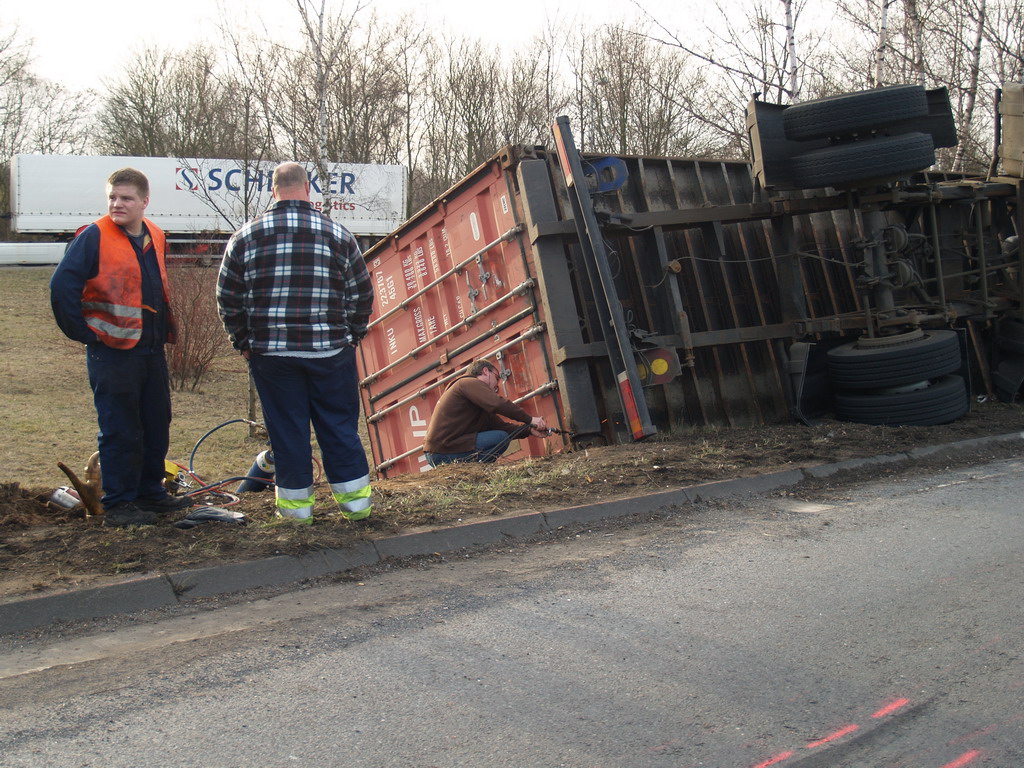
[361,279,536,387]
[551,116,656,441]
[367,225,523,331]
[365,324,547,424]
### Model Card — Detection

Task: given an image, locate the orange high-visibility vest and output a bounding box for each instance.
[81,216,174,349]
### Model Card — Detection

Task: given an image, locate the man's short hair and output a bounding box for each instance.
[272,162,309,191]
[107,168,149,198]
[468,360,497,377]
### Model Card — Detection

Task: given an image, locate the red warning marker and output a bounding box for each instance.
[806,724,859,748]
[939,750,983,768]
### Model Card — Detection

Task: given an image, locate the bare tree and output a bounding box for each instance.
[563,26,596,151]
[287,0,368,216]
[834,0,902,86]
[23,81,94,154]
[567,24,711,156]
[0,26,94,238]
[633,0,830,157]
[832,0,996,170]
[216,22,285,224]
[913,0,993,171]
[391,22,435,216]
[0,28,34,162]
[94,47,173,156]
[639,0,824,104]
[904,0,928,84]
[95,46,239,158]
[783,0,801,99]
[163,48,237,158]
[417,37,502,204]
[952,0,988,170]
[0,27,34,241]
[495,42,569,149]
[983,0,1024,83]
[873,0,897,86]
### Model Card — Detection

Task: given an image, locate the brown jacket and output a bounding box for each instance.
[423,376,533,454]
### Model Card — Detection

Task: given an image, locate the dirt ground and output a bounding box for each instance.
[3,399,1024,601]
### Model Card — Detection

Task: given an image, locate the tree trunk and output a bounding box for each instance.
[782,0,799,101]
[874,0,895,87]
[904,0,927,86]
[953,0,988,171]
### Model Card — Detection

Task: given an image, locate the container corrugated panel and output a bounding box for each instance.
[357,148,563,477]
[602,157,793,427]
[539,154,864,429]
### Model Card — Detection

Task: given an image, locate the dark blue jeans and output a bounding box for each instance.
[86,345,171,506]
[248,347,369,490]
[425,429,519,468]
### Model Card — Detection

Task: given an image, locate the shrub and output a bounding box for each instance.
[166,265,228,391]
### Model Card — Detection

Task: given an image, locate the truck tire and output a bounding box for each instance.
[833,374,969,426]
[789,133,935,190]
[827,329,961,389]
[782,85,929,141]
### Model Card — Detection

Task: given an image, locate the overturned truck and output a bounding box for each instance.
[357,83,1024,478]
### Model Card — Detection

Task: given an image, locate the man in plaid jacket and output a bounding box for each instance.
[217,162,374,522]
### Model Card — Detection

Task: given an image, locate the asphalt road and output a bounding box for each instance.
[0,457,1021,767]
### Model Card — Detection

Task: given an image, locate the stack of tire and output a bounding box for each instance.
[826,329,969,425]
[782,85,938,189]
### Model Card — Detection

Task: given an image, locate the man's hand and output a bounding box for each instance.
[530,415,549,437]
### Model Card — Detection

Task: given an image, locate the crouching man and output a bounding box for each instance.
[422,360,549,468]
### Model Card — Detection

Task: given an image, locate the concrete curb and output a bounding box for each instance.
[1,576,179,635]
[3,432,1022,634]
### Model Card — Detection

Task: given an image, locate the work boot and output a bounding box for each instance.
[136,494,195,514]
[104,502,158,527]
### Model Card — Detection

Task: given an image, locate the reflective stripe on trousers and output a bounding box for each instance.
[330,474,372,520]
[276,484,315,519]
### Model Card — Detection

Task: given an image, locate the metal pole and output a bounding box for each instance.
[551,116,656,441]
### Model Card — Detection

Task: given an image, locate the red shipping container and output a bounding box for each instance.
[358,149,565,478]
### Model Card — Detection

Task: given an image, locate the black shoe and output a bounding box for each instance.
[136,494,195,513]
[104,502,158,527]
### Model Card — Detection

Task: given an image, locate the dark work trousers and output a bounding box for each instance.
[425,428,523,467]
[86,345,172,506]
[248,346,369,492]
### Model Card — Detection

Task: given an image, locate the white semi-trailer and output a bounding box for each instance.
[5,154,408,263]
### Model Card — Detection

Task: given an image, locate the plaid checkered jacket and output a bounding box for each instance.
[217,199,374,354]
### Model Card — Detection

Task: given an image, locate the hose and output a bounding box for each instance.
[188,418,260,475]
[183,418,326,501]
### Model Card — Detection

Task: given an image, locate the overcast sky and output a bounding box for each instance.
[9,0,695,92]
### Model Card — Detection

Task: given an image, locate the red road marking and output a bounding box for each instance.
[806,723,859,748]
[872,698,911,718]
[753,697,921,767]
[939,749,983,768]
[752,750,794,767]
[942,753,983,768]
